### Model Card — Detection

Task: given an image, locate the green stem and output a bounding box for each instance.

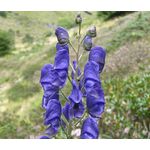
[61,124,69,139]
[60,89,69,102]
[69,63,76,74]
[69,41,77,55]
[77,23,81,64]
[74,111,87,128]
[68,75,72,84]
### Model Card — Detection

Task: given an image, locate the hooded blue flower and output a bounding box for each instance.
[68,80,82,103]
[54,43,69,71]
[89,46,106,73]
[80,117,99,139]
[55,27,69,44]
[86,94,105,118]
[42,92,59,109]
[83,35,92,51]
[84,79,102,98]
[84,61,100,83]
[63,101,84,121]
[43,99,61,137]
[40,64,68,89]
[84,79,105,118]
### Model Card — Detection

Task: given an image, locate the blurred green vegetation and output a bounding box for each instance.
[107,12,150,52]
[0,11,7,18]
[0,30,15,55]
[0,11,149,139]
[101,72,150,138]
[97,11,132,20]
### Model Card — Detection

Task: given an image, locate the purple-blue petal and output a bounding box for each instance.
[68,80,82,103]
[86,94,105,118]
[45,118,60,137]
[89,46,106,73]
[42,92,59,109]
[44,99,61,126]
[70,101,84,118]
[39,135,50,139]
[54,43,69,71]
[84,61,100,82]
[63,102,73,121]
[80,117,99,139]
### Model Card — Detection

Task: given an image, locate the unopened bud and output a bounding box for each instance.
[75,14,82,24]
[55,27,69,44]
[83,35,92,51]
[87,26,96,37]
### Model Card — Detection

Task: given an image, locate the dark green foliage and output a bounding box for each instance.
[97,11,132,20]
[101,72,150,138]
[0,11,7,18]
[0,30,15,55]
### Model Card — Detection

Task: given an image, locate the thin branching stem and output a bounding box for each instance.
[60,89,69,102]
[69,41,77,55]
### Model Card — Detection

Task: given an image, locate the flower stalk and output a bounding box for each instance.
[39,13,106,139]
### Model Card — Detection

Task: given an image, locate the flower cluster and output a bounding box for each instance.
[40,27,69,138]
[39,14,106,139]
[80,46,106,139]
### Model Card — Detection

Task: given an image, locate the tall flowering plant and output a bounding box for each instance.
[39,14,106,139]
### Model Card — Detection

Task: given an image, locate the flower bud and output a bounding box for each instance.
[55,27,69,44]
[75,14,82,24]
[83,35,92,51]
[87,26,96,37]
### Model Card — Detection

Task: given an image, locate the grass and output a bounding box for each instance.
[106,12,150,52]
[0,11,150,139]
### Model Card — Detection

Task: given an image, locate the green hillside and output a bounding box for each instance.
[0,11,149,138]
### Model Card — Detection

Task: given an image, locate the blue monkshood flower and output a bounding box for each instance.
[84,61,100,83]
[84,79,102,98]
[63,101,84,121]
[86,93,105,118]
[71,60,81,79]
[44,99,61,137]
[84,79,105,117]
[87,26,96,38]
[42,92,59,109]
[39,135,50,139]
[89,46,106,73]
[55,27,69,44]
[83,35,92,51]
[80,117,99,139]
[54,43,69,71]
[68,80,82,103]
[40,64,68,89]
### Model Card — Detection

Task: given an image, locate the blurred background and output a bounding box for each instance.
[0,11,149,139]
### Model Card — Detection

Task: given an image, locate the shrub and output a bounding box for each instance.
[0,30,15,56]
[0,11,7,18]
[97,11,132,20]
